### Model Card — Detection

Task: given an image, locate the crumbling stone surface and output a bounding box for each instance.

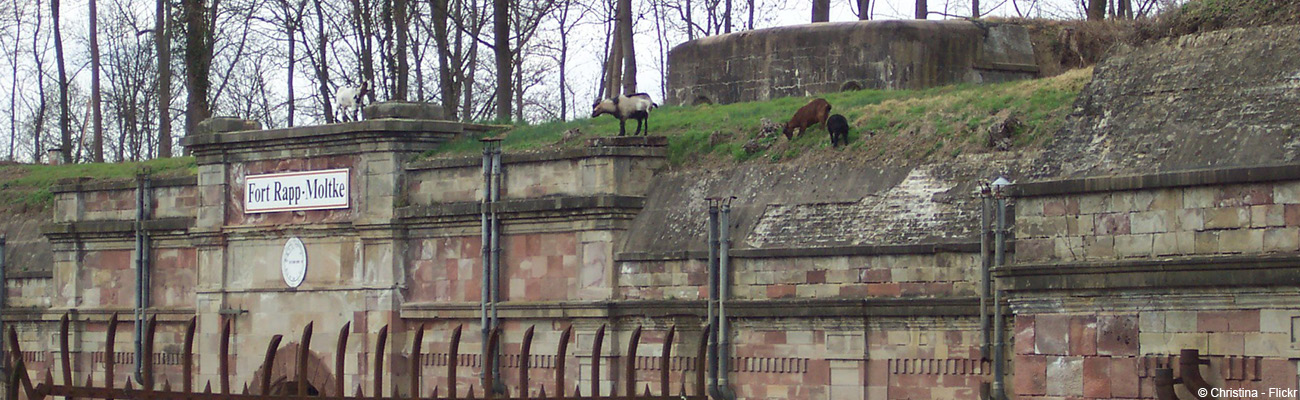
[667,20,1038,106]
[1036,25,1300,178]
[361,101,445,120]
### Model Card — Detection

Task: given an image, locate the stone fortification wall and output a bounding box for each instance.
[666,20,1038,106]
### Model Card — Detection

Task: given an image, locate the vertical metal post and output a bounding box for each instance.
[0,236,5,378]
[979,188,992,361]
[133,173,151,384]
[705,199,719,398]
[488,142,503,391]
[479,139,493,390]
[718,198,735,400]
[992,194,1008,400]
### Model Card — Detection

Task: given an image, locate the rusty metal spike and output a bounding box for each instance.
[335,321,351,398]
[124,379,134,390]
[485,326,501,399]
[86,372,94,388]
[467,386,475,399]
[625,325,643,396]
[105,313,118,397]
[7,326,21,369]
[354,384,364,397]
[297,322,314,397]
[162,379,171,392]
[143,315,158,390]
[537,385,546,399]
[661,326,676,397]
[183,316,196,393]
[220,319,232,395]
[519,326,535,399]
[204,381,212,393]
[679,374,687,397]
[374,325,389,398]
[643,383,652,396]
[431,385,438,398]
[590,324,606,397]
[44,369,53,385]
[573,384,581,397]
[260,334,284,395]
[449,325,462,400]
[695,324,711,397]
[555,325,572,399]
[410,324,425,400]
[242,383,249,395]
[59,314,71,387]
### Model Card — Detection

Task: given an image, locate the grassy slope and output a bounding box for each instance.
[426,67,1094,166]
[0,157,196,212]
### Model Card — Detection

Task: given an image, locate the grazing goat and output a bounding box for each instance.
[592,93,659,136]
[782,98,832,140]
[827,114,850,147]
[336,82,370,122]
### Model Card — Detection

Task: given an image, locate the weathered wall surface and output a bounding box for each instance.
[1038,25,1300,178]
[666,20,1038,106]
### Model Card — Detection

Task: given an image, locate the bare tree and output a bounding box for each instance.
[156,0,171,157]
[5,1,23,160]
[31,0,49,162]
[813,0,829,21]
[493,0,510,121]
[182,0,214,140]
[1086,0,1104,19]
[617,0,634,94]
[89,0,104,162]
[51,0,71,163]
[916,0,928,18]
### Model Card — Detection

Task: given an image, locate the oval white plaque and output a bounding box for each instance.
[281,237,307,288]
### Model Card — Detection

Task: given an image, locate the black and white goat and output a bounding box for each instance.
[592,93,659,136]
[336,82,370,122]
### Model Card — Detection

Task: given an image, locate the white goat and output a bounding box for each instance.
[591,93,659,136]
[336,81,370,122]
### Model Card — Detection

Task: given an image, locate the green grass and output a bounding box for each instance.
[425,67,1094,166]
[0,157,196,212]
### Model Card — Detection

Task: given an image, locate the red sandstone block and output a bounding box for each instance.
[1218,185,1273,207]
[1069,316,1097,356]
[1227,309,1260,332]
[1082,357,1111,398]
[1015,317,1037,355]
[839,284,871,297]
[1198,311,1230,332]
[1285,204,1300,226]
[806,359,831,385]
[1036,315,1070,356]
[866,283,901,297]
[1260,359,1296,391]
[1014,355,1048,396]
[1109,357,1139,398]
[807,270,827,284]
[1096,315,1139,356]
[767,285,796,299]
[1095,213,1132,235]
[859,269,890,283]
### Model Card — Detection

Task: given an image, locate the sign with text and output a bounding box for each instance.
[244,169,351,213]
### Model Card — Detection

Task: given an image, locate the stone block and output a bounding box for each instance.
[1217,184,1273,207]
[198,117,262,134]
[1208,333,1245,355]
[361,101,445,120]
[1110,357,1140,398]
[1204,207,1250,230]
[1218,228,1263,254]
[585,136,669,147]
[1183,187,1217,209]
[1274,181,1300,204]
[1082,236,1115,260]
[1286,204,1300,226]
[1108,192,1139,213]
[1114,234,1153,258]
[1152,232,1181,256]
[1252,204,1286,227]
[1053,237,1084,260]
[1227,309,1260,332]
[1043,198,1080,217]
[1036,314,1069,356]
[1194,231,1220,254]
[1045,356,1083,397]
[1095,212,1132,235]
[1016,315,1036,355]
[1097,314,1138,356]
[1263,227,1300,253]
[1176,208,1204,231]
[1243,333,1292,357]
[1130,211,1171,234]
[1259,310,1295,334]
[1078,193,1110,214]
[1068,316,1097,356]
[1082,357,1111,398]
[1016,238,1054,262]
[1013,355,1047,396]
[1152,189,1183,210]
[1197,311,1230,332]
[1165,311,1197,333]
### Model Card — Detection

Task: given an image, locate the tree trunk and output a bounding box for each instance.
[393,0,409,100]
[7,2,22,161]
[724,0,731,33]
[858,0,871,19]
[685,0,694,40]
[52,0,72,163]
[312,0,333,123]
[183,0,213,140]
[972,0,979,17]
[287,8,296,127]
[812,0,829,22]
[619,0,636,94]
[89,0,104,162]
[156,0,172,157]
[31,0,48,162]
[915,0,927,19]
[430,0,457,119]
[747,0,754,29]
[1087,0,1105,20]
[493,0,510,121]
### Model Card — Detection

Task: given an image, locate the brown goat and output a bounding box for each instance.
[782,98,833,139]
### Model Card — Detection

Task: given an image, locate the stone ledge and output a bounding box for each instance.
[41,217,196,237]
[584,136,668,147]
[398,195,646,219]
[399,298,981,319]
[616,241,1002,261]
[410,146,667,170]
[1013,162,1300,197]
[996,254,1300,292]
[50,176,197,193]
[0,308,196,323]
[5,270,53,279]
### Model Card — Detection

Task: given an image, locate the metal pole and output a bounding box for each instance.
[979,190,991,361]
[479,140,492,390]
[0,236,5,377]
[133,173,152,384]
[706,199,719,398]
[489,144,502,392]
[991,196,1007,400]
[718,198,735,400]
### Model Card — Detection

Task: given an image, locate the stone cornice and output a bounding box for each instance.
[410,146,667,170]
[400,297,982,320]
[183,119,498,163]
[1013,162,1300,197]
[996,254,1300,292]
